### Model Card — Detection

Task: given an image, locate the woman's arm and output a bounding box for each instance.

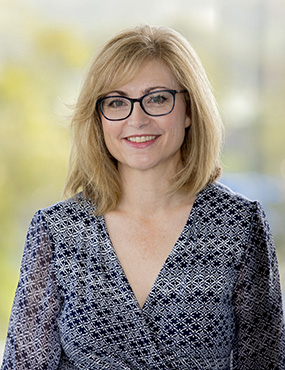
[233,202,285,369]
[1,211,62,370]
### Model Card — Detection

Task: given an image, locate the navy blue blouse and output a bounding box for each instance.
[1,182,285,369]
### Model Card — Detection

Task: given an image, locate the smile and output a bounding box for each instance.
[126,136,157,143]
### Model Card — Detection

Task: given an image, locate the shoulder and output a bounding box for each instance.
[35,193,100,233]
[194,182,274,255]
[196,182,264,227]
[42,193,95,216]
[200,181,259,209]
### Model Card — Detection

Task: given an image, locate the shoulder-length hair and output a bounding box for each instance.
[64,24,224,214]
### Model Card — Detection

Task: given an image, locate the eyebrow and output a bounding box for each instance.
[106,86,170,97]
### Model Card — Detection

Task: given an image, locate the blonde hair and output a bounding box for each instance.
[64,24,224,214]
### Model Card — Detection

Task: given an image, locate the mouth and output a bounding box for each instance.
[126,135,158,143]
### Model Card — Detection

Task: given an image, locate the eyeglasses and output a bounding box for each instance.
[97,89,187,121]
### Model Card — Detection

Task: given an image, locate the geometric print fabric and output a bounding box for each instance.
[1,182,285,369]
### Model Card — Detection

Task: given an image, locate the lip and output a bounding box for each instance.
[123,135,160,148]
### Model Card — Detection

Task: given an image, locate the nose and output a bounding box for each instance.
[127,101,150,128]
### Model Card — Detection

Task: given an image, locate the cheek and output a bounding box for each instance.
[167,115,189,139]
[101,122,122,157]
[102,121,118,142]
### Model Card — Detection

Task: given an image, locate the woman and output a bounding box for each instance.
[1,25,284,369]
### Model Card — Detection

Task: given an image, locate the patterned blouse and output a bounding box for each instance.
[1,182,285,370]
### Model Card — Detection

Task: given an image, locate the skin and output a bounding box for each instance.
[101,59,191,176]
[101,59,195,309]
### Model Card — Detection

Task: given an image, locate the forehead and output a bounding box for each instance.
[107,59,178,94]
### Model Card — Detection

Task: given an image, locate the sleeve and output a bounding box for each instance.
[1,211,62,370]
[232,201,285,369]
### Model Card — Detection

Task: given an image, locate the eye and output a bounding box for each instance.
[145,91,171,106]
[150,94,167,104]
[106,98,128,109]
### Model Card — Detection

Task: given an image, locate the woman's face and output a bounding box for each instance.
[100,59,191,175]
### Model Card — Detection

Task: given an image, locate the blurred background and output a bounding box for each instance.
[0,0,284,358]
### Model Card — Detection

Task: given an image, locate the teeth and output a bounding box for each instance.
[127,136,156,143]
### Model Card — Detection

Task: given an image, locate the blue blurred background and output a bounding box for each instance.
[1,0,285,358]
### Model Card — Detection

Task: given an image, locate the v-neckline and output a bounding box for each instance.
[100,191,202,311]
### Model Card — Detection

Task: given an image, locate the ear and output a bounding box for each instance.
[184,114,191,128]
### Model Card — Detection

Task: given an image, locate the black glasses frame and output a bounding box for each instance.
[96,89,187,121]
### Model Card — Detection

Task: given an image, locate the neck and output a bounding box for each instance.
[116,165,189,216]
